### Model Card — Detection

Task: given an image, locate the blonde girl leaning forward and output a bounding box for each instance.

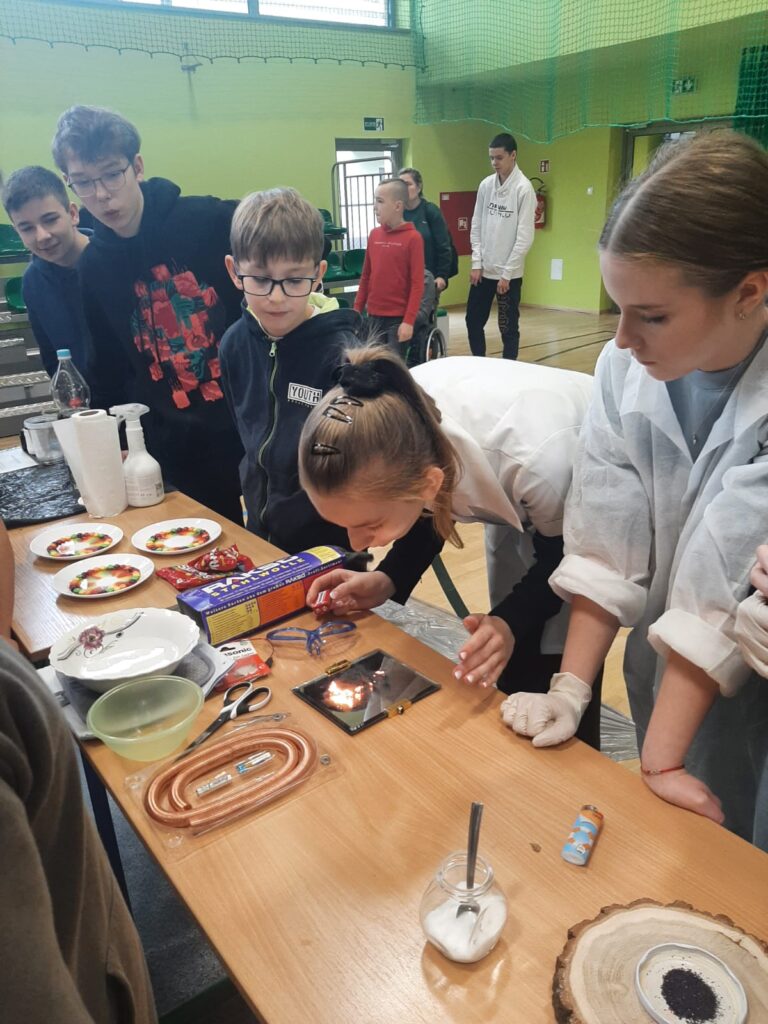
[503,131,768,850]
[298,348,602,747]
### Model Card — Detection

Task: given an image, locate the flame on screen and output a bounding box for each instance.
[323,678,372,711]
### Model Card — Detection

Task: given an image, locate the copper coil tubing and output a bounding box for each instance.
[144,726,317,832]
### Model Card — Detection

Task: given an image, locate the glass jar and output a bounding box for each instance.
[419,850,507,963]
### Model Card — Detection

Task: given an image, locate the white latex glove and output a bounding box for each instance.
[499,672,592,747]
[735,592,768,678]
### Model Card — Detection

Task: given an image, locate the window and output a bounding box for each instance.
[120,0,249,8]
[259,0,387,26]
[117,0,390,26]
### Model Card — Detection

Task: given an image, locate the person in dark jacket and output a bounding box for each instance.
[220,188,360,553]
[2,165,91,377]
[399,167,454,293]
[51,105,244,523]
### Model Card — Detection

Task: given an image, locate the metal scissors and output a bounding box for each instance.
[266,621,356,656]
[175,682,272,760]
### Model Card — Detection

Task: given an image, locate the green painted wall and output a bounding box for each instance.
[0,37,496,306]
[514,128,622,313]
[0,1,752,314]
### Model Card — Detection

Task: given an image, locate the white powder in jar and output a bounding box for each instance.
[422,889,507,963]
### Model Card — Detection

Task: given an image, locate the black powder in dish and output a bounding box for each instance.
[661,967,720,1023]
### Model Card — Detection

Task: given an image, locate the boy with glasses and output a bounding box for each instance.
[51,105,244,522]
[220,187,360,551]
[2,166,91,377]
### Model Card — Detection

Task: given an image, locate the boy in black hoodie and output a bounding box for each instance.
[51,105,244,523]
[220,188,360,552]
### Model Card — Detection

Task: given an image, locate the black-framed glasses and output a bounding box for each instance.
[235,266,319,298]
[67,165,132,198]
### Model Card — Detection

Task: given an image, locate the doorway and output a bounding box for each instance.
[619,118,732,183]
[333,138,403,249]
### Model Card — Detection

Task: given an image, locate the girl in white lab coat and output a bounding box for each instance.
[503,130,768,849]
[297,347,602,746]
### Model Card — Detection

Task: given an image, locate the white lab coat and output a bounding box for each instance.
[551,338,768,846]
[411,356,593,652]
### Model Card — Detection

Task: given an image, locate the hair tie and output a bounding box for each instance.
[333,359,399,398]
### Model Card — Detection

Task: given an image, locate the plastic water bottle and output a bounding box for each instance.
[51,348,90,417]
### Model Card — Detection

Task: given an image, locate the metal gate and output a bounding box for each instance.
[331,156,393,250]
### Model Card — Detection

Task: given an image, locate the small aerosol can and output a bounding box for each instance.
[561,804,603,866]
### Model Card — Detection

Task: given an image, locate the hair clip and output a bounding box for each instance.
[323,407,354,424]
[330,395,364,408]
[311,442,341,455]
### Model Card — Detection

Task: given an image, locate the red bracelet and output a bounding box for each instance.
[641,763,685,776]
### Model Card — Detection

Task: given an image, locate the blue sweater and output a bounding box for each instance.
[21,229,92,377]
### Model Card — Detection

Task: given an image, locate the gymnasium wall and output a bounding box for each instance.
[0,0,760,312]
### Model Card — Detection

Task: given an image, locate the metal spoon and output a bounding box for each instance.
[457,801,484,916]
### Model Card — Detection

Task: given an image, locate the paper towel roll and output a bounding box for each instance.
[71,409,127,517]
[52,417,88,497]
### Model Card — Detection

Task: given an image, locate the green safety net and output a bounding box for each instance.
[412,0,768,143]
[3,1,768,143]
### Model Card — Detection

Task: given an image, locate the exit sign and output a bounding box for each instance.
[672,76,697,94]
[363,116,385,131]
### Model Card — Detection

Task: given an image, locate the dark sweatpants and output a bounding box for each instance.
[367,315,409,363]
[465,276,523,360]
[165,445,243,526]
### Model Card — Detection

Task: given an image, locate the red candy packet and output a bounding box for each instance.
[157,545,255,591]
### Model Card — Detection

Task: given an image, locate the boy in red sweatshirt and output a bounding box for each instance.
[354,178,424,360]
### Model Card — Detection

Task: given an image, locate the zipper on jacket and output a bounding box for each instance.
[257,340,279,535]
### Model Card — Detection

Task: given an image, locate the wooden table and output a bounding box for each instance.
[11,499,768,1023]
[9,491,276,661]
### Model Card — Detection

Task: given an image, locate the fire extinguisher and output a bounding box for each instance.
[530,177,547,230]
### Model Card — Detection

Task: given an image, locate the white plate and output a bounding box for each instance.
[50,608,201,692]
[635,943,747,1024]
[131,518,221,555]
[52,553,155,600]
[30,522,123,561]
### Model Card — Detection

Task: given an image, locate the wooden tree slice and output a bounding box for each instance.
[553,899,768,1023]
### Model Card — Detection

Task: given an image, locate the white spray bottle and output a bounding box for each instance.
[109,403,165,507]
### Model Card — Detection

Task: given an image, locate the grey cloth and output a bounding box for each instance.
[665,334,764,458]
[0,641,157,1022]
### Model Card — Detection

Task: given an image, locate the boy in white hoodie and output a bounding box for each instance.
[466,133,536,360]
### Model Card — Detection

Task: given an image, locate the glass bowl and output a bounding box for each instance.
[86,675,203,762]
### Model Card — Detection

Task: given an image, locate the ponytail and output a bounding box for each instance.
[299,346,462,546]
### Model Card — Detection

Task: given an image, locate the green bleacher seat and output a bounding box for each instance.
[323,250,347,282]
[4,277,26,313]
[318,208,347,242]
[0,224,27,259]
[342,248,366,277]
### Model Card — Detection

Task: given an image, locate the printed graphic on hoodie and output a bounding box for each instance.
[132,263,226,410]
